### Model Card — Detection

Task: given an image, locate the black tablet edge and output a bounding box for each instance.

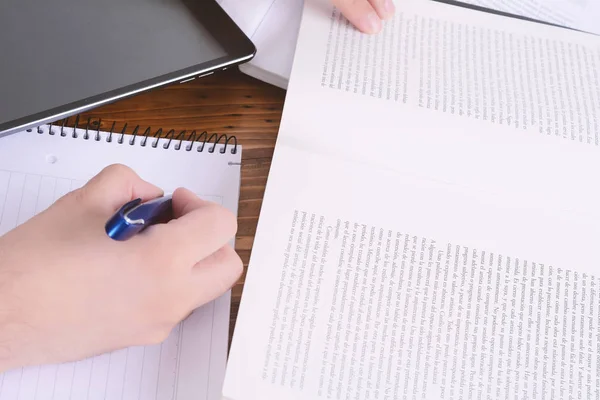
[0,0,256,137]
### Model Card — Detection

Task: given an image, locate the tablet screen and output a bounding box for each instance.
[0,0,254,133]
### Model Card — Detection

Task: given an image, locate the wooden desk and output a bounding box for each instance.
[64,69,286,344]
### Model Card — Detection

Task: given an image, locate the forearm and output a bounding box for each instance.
[0,316,21,373]
[0,241,27,374]
[0,288,23,374]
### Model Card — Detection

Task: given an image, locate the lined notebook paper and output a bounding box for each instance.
[0,123,242,400]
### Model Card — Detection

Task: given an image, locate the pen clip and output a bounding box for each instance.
[105,196,173,241]
[105,198,144,241]
[117,198,144,224]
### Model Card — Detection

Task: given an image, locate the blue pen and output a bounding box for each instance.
[105,195,173,241]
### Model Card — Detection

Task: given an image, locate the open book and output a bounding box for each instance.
[217,0,599,89]
[223,0,600,398]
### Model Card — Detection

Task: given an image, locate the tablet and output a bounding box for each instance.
[0,0,256,136]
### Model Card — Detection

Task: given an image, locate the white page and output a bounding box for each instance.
[275,0,600,211]
[224,142,600,400]
[216,0,276,37]
[216,0,304,88]
[224,0,600,398]
[0,124,242,400]
[456,0,600,35]
[238,0,304,89]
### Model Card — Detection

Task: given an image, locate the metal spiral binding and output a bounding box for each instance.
[29,115,238,155]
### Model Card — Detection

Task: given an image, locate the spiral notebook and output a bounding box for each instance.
[0,120,242,400]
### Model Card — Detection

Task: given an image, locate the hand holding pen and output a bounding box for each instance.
[0,164,242,373]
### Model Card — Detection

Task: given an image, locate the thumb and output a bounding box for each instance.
[79,164,164,215]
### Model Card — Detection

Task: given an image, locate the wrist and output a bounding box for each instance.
[0,245,26,373]
[0,322,21,374]
[0,299,22,374]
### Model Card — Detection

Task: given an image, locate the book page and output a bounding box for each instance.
[0,126,242,400]
[224,143,600,400]
[454,0,600,35]
[277,0,600,211]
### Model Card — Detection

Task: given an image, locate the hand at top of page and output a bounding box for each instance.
[332,0,396,34]
[0,164,242,373]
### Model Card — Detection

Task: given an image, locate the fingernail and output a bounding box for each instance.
[383,0,396,17]
[362,11,382,34]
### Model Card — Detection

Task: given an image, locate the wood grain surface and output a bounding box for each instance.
[59,69,286,345]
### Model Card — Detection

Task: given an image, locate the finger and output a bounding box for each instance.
[332,0,381,34]
[170,186,210,219]
[80,164,164,214]
[146,188,237,264]
[368,0,395,20]
[188,245,243,308]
